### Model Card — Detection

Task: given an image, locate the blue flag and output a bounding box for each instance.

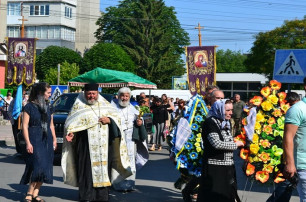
[12,85,23,120]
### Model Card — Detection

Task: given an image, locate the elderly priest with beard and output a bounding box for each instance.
[61,83,132,202]
[111,87,149,192]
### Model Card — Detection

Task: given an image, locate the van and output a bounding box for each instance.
[131,89,193,101]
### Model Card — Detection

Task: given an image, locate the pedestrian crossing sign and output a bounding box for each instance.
[273,49,306,83]
[50,85,68,103]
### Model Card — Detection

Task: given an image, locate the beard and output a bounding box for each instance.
[87,99,97,105]
[118,99,130,107]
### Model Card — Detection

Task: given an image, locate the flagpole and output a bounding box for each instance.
[17,2,27,130]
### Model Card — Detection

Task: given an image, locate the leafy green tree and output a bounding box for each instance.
[245,18,306,78]
[95,0,190,88]
[216,49,248,72]
[45,61,80,85]
[36,46,82,81]
[81,43,135,73]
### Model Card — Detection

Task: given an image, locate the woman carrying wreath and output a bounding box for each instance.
[197,100,244,202]
[20,82,57,202]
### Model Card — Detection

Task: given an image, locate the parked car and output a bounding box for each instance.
[18,92,113,164]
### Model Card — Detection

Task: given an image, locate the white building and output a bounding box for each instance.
[216,73,269,100]
[172,73,269,101]
[6,0,100,54]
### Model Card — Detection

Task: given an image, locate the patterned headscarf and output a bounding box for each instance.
[209,99,231,129]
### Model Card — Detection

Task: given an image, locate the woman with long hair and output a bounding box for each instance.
[20,82,57,202]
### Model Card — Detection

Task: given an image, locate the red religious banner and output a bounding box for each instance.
[6,37,36,86]
[186,46,217,96]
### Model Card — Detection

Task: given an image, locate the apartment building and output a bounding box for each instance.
[6,0,99,54]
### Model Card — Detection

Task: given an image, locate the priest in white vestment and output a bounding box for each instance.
[111,87,149,191]
[61,83,132,201]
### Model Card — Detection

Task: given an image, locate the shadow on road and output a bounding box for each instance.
[7,183,79,201]
[0,152,25,164]
[137,157,179,183]
[0,186,26,202]
[109,185,182,202]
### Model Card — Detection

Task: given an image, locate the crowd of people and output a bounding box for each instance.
[2,78,306,202]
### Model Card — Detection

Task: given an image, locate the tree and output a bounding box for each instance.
[216,49,248,73]
[245,18,306,78]
[45,61,80,85]
[95,0,190,88]
[36,46,82,81]
[81,43,135,73]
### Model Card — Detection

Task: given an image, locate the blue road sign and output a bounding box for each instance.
[273,49,306,83]
[50,85,68,103]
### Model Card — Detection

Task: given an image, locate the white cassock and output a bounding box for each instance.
[111,100,149,191]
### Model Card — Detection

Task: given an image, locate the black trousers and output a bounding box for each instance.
[76,131,109,202]
[12,119,22,153]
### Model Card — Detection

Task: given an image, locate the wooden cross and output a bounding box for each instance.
[195,23,204,46]
[18,7,28,38]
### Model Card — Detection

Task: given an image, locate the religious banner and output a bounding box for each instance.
[186,46,217,96]
[6,37,36,86]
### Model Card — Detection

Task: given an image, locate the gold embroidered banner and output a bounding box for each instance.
[6,37,36,86]
[186,46,217,96]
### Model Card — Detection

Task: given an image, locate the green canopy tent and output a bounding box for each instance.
[68,67,157,89]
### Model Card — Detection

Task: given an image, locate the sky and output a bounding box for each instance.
[100,0,305,54]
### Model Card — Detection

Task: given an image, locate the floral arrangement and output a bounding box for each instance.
[235,80,289,184]
[135,105,151,118]
[169,94,209,177]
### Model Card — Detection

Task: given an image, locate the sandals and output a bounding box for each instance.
[148,145,155,151]
[157,146,162,151]
[33,196,45,202]
[23,194,32,202]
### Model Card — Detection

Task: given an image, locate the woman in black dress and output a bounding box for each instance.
[20,82,57,202]
[197,99,244,202]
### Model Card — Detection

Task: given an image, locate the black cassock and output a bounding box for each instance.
[75,119,119,202]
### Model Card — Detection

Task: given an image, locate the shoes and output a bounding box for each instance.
[157,146,162,151]
[192,194,198,200]
[182,189,192,202]
[23,194,32,202]
[33,196,45,202]
[148,145,155,151]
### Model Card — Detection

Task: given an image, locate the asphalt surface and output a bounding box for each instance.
[0,124,300,202]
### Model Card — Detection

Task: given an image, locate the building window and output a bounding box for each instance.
[65,6,72,18]
[26,27,35,38]
[217,81,263,101]
[24,26,74,41]
[7,3,21,16]
[30,5,49,16]
[61,27,75,41]
[7,26,20,37]
[36,49,44,55]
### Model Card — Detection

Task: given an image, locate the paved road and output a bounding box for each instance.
[0,124,300,202]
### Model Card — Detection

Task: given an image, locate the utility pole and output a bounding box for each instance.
[57,64,60,85]
[18,2,27,38]
[195,23,204,46]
